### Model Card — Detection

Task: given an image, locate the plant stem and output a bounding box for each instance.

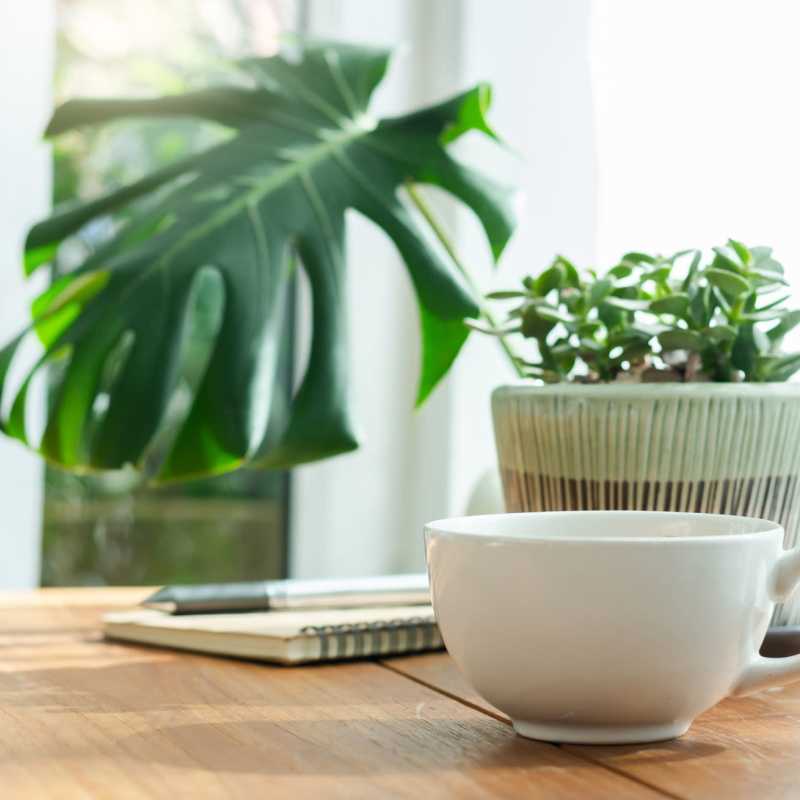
[404,181,525,378]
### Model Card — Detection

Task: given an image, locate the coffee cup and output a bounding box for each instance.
[425,511,800,744]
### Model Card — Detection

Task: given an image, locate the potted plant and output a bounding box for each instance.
[5,38,800,632]
[483,244,800,627]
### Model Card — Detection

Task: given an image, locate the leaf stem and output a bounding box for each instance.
[404,181,524,378]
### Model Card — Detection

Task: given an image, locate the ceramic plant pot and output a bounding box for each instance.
[492,383,800,627]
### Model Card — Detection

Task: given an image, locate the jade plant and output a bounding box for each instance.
[479,241,800,383]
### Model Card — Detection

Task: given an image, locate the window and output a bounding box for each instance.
[41,0,294,585]
[4,1,798,588]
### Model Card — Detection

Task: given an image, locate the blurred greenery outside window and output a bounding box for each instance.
[42,0,292,586]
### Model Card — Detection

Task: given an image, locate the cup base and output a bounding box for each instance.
[511,719,691,745]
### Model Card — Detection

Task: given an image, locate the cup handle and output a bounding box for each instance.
[732,548,800,697]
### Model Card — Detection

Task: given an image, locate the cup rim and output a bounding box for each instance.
[424,510,783,544]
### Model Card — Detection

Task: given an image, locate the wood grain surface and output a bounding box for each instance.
[0,589,663,799]
[386,650,800,800]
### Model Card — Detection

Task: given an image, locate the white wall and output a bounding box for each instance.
[290,0,596,576]
[290,0,449,577]
[592,0,800,290]
[0,3,53,586]
[443,0,595,520]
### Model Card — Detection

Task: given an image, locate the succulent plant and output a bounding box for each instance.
[480,240,800,383]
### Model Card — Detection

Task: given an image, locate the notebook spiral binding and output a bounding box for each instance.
[300,615,442,660]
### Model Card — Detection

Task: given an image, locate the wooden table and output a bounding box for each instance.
[2,589,800,799]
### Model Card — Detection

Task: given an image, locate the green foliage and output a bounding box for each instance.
[486,241,800,383]
[0,39,516,482]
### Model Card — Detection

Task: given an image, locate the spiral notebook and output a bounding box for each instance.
[103,605,442,665]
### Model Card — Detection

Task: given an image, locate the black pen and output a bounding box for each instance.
[143,573,431,615]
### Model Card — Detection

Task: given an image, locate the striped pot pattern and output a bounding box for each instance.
[492,383,800,627]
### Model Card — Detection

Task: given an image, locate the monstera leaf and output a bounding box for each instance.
[0,40,515,481]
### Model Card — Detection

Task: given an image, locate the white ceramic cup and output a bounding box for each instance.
[425,511,800,744]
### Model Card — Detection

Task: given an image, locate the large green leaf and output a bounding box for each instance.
[3,40,517,482]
